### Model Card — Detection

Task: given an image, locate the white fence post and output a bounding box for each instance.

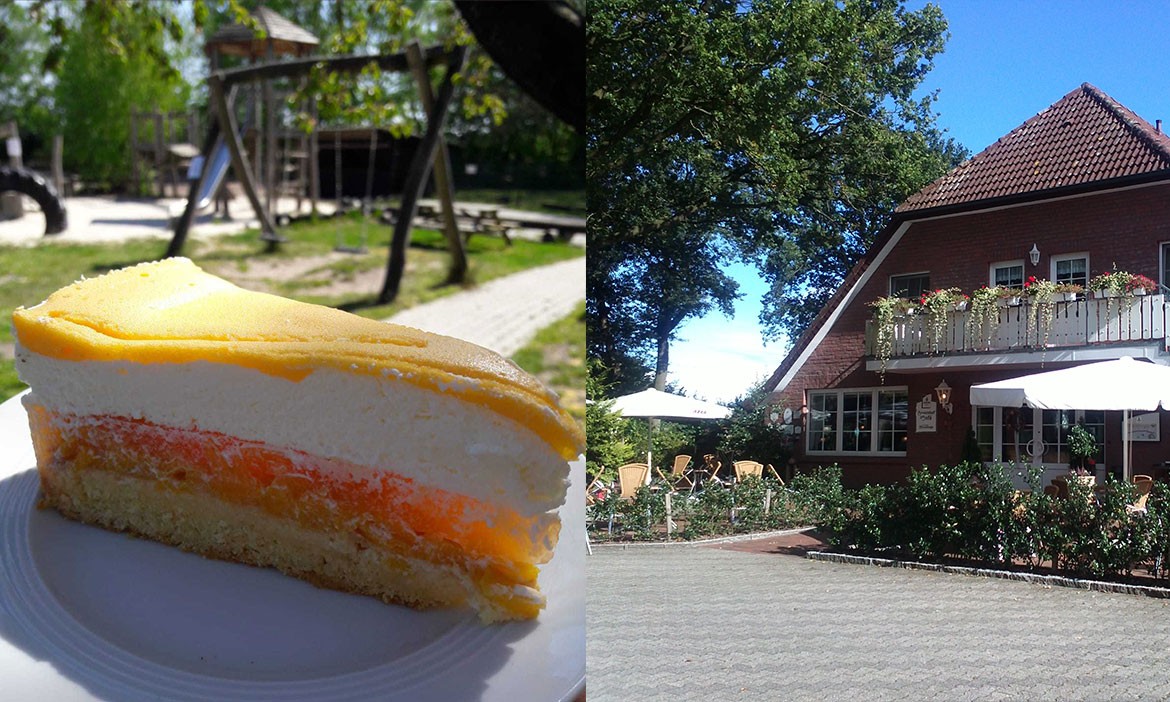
[665,491,673,539]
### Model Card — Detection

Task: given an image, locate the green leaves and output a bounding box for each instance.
[588,0,968,384]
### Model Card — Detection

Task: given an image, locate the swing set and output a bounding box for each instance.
[167,41,469,305]
[326,127,382,255]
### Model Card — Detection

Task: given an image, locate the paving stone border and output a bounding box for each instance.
[588,526,813,549]
[808,549,1170,599]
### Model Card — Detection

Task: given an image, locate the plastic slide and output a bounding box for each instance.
[187,136,232,212]
[0,165,67,235]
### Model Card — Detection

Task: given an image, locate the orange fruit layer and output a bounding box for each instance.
[26,405,554,588]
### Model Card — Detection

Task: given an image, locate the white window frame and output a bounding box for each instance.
[889,272,930,299]
[807,386,908,456]
[971,406,1105,468]
[1160,241,1170,291]
[1050,252,1090,287]
[989,259,1025,288]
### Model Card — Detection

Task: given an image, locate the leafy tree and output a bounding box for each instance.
[0,4,55,156]
[716,380,793,470]
[587,0,967,388]
[53,2,193,188]
[585,359,636,484]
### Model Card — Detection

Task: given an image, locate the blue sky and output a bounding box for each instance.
[669,1,1170,403]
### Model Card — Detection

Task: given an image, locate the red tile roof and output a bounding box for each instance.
[898,83,1170,213]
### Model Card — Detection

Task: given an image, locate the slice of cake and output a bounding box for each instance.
[13,258,584,622]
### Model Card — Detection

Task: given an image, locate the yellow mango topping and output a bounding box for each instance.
[13,258,584,460]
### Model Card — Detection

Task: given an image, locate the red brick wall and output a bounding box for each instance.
[775,182,1170,486]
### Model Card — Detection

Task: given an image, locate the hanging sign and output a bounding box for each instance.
[916,395,937,433]
[1129,412,1160,442]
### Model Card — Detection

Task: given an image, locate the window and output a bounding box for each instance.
[1052,253,1089,288]
[877,389,908,452]
[1161,242,1170,290]
[971,407,1104,466]
[808,387,908,454]
[808,393,838,453]
[991,261,1024,288]
[841,392,873,452]
[974,407,996,462]
[889,273,929,299]
[1040,409,1104,467]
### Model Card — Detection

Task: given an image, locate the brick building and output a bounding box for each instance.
[765,84,1170,488]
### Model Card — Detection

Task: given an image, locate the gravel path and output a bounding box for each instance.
[384,256,585,357]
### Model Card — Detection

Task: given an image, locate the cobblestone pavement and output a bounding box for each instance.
[587,544,1170,701]
[385,256,584,357]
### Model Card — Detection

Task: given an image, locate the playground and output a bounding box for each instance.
[0,3,583,302]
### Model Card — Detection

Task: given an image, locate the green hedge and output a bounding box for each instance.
[811,462,1170,581]
[588,463,1170,583]
[587,473,833,541]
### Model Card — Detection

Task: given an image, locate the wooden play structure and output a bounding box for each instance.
[128,109,202,198]
[167,41,470,305]
[204,6,320,217]
[167,1,584,304]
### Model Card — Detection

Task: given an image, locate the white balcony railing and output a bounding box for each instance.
[864,293,1168,358]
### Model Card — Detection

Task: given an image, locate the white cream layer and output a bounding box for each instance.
[16,344,569,515]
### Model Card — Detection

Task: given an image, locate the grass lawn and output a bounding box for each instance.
[511,302,586,426]
[0,210,583,403]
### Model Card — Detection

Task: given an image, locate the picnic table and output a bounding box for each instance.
[395,203,585,244]
[495,210,585,242]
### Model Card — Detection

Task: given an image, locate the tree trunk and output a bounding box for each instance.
[654,333,669,391]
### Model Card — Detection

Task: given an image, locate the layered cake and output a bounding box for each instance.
[13,258,583,622]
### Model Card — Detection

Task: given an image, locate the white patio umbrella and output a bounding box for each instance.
[609,388,731,480]
[970,357,1170,480]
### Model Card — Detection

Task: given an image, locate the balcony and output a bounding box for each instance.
[864,293,1168,369]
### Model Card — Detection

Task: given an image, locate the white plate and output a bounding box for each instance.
[0,391,584,701]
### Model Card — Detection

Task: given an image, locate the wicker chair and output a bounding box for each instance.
[617,463,650,500]
[656,454,695,492]
[1129,475,1155,513]
[701,453,725,485]
[733,460,764,482]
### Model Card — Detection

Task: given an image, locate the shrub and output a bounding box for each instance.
[787,465,849,540]
[812,463,1167,583]
[587,459,1170,588]
[716,380,793,470]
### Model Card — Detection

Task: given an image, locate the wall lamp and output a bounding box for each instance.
[1029,243,1040,266]
[935,380,954,414]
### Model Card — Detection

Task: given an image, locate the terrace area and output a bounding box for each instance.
[865,292,1169,371]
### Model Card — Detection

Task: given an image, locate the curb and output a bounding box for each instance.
[807,550,1170,599]
[588,526,816,550]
